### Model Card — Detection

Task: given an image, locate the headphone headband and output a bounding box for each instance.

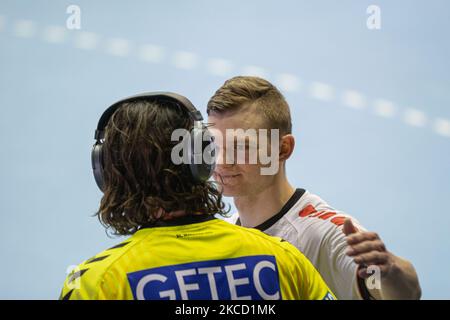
[94,91,203,141]
[91,91,215,192]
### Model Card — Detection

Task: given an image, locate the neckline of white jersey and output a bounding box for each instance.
[236,188,306,231]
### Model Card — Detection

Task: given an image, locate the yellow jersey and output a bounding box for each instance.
[60,215,335,300]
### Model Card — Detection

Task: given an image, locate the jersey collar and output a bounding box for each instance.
[140,214,216,229]
[236,188,306,231]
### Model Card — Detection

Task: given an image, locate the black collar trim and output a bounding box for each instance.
[237,188,306,231]
[141,214,216,229]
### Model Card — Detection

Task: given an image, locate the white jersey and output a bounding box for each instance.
[226,189,370,300]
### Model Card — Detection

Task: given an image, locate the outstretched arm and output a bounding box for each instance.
[343,218,421,300]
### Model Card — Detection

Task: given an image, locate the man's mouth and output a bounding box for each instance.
[214,173,241,185]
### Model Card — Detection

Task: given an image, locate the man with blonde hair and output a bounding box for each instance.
[207,76,421,300]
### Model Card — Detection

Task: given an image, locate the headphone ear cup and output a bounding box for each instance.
[91,143,105,191]
[201,128,216,179]
[188,127,216,182]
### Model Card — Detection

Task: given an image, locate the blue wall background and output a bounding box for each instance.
[0,0,449,299]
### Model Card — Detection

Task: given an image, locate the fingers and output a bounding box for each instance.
[353,251,389,266]
[346,239,386,256]
[346,231,380,245]
[345,230,392,279]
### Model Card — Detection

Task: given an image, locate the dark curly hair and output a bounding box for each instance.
[96,98,228,236]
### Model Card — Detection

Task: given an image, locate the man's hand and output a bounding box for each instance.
[342,218,421,299]
[343,218,394,279]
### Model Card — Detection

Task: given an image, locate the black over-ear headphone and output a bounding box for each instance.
[91,92,216,192]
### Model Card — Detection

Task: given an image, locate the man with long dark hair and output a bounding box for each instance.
[59,93,335,300]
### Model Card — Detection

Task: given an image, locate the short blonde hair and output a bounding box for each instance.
[207,76,292,134]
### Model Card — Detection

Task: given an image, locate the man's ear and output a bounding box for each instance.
[279,134,295,161]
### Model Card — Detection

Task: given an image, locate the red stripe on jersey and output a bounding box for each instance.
[298,204,317,217]
[318,212,337,220]
[311,211,325,217]
[299,205,351,229]
[330,216,346,226]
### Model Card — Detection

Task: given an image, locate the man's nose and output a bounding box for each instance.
[215,146,235,168]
